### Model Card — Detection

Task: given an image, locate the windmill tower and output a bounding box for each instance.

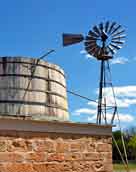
[63,21,125,125]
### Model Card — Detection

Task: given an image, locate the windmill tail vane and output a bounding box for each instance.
[62,33,84,46]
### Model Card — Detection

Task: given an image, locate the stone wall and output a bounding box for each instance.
[0,118,112,172]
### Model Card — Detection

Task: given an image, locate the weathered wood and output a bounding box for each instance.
[0,57,69,121]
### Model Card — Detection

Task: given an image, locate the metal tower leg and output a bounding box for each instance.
[97,60,105,124]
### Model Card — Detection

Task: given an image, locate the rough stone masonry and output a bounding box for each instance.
[0,118,112,172]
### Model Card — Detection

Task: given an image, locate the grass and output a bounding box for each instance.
[113,163,136,172]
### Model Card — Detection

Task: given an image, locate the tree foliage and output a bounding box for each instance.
[112,127,136,162]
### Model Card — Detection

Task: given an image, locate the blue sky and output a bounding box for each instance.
[0,0,136,129]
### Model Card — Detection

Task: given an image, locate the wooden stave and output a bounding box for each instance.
[0,103,69,121]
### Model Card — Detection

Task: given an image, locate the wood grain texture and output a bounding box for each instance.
[0,57,69,121]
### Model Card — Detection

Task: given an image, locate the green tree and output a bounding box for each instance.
[112,130,123,161]
[128,135,136,160]
[112,130,129,162]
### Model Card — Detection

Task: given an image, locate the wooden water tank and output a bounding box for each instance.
[0,57,69,121]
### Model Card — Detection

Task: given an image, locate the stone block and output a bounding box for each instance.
[96,143,111,152]
[33,163,47,172]
[83,152,100,161]
[47,153,65,162]
[56,142,69,153]
[46,162,72,172]
[7,139,32,152]
[70,142,85,152]
[33,140,55,152]
[46,163,62,172]
[0,164,6,172]
[86,142,96,152]
[72,161,93,172]
[92,161,105,172]
[25,152,47,162]
[65,153,82,161]
[0,152,24,162]
[0,140,7,152]
[100,152,112,162]
[5,163,35,172]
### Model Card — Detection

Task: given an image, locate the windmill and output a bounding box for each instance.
[62,21,126,125]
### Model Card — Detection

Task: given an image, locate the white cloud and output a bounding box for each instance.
[72,85,136,125]
[80,49,129,65]
[86,111,134,123]
[116,98,136,107]
[115,113,134,122]
[87,115,97,122]
[80,49,95,60]
[97,96,136,108]
[87,101,97,107]
[74,108,96,116]
[80,50,86,54]
[113,86,136,97]
[85,54,94,59]
[110,57,129,65]
[105,113,134,123]
[96,85,136,108]
[73,106,134,123]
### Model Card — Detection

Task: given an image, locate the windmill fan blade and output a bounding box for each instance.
[94,46,101,56]
[62,33,84,46]
[88,30,99,38]
[85,44,97,53]
[91,46,98,55]
[97,47,102,56]
[110,25,122,35]
[85,36,101,41]
[105,21,110,32]
[110,43,122,50]
[84,41,96,47]
[112,30,125,37]
[99,22,104,32]
[85,36,96,41]
[112,35,126,40]
[111,40,125,44]
[93,25,101,36]
[107,46,116,54]
[108,22,116,34]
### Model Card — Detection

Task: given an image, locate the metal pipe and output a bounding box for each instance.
[97,60,104,124]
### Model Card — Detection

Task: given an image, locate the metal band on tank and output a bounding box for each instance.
[0,60,65,78]
[0,87,67,100]
[0,100,68,112]
[0,74,66,88]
